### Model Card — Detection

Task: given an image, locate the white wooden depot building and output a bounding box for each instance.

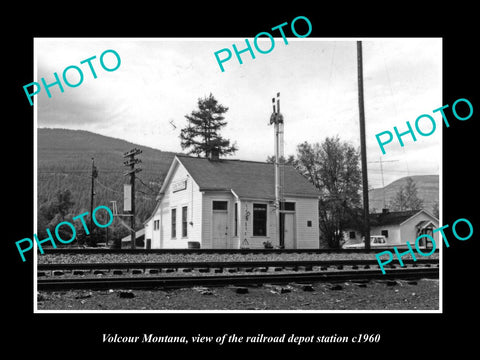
[144,154,320,249]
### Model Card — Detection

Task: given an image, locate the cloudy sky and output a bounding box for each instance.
[35,37,442,188]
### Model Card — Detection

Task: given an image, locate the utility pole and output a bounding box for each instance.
[123,148,142,249]
[90,157,98,230]
[357,41,371,250]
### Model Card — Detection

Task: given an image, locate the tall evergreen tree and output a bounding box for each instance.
[180,93,237,157]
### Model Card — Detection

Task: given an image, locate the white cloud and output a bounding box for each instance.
[36,37,442,188]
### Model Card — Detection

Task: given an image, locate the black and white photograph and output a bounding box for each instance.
[6,5,479,356]
[33,37,441,312]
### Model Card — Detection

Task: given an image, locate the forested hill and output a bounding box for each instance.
[38,128,177,234]
[368,174,439,214]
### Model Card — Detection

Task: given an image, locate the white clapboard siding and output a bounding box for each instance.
[400,211,439,247]
[294,197,320,249]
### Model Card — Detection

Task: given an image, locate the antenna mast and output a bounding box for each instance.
[369,158,399,209]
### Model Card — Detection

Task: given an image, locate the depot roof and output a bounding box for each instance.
[175,154,320,200]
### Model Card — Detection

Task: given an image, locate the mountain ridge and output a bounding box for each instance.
[368,174,439,214]
[37,128,178,233]
[37,128,440,230]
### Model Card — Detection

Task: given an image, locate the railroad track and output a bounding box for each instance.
[37,267,439,291]
[40,247,438,255]
[37,259,439,291]
[38,258,438,272]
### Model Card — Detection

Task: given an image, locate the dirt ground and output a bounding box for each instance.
[36,278,439,311]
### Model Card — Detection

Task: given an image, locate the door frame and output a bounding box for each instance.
[210,199,230,248]
[282,211,296,249]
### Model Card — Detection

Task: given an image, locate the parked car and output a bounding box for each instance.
[343,235,387,249]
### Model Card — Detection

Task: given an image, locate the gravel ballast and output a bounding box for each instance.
[36,278,440,311]
[37,251,437,264]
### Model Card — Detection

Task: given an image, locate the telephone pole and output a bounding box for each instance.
[123,148,142,249]
[357,41,371,250]
[90,157,98,230]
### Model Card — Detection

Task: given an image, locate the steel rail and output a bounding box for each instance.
[37,267,439,291]
[40,247,439,255]
[38,259,438,271]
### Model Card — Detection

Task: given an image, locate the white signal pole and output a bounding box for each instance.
[270,92,285,247]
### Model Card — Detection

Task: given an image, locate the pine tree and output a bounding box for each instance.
[180,93,238,158]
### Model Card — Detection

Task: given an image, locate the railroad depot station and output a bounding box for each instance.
[144,154,321,249]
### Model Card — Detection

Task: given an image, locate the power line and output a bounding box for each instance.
[38,170,123,174]
[95,178,123,195]
[136,175,159,195]
[136,189,157,200]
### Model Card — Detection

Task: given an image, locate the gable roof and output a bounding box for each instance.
[370,209,422,227]
[343,209,438,230]
[416,219,437,230]
[176,155,320,199]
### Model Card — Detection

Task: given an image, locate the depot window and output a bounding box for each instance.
[234,203,238,237]
[253,203,267,236]
[280,202,295,211]
[171,208,176,238]
[212,201,228,211]
[182,206,188,238]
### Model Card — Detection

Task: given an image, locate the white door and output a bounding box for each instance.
[212,211,228,248]
[283,213,295,249]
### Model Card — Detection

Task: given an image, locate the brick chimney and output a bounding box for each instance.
[208,148,220,161]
